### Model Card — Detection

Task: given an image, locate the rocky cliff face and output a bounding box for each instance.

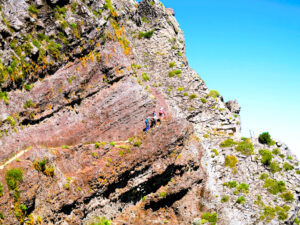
[0,0,299,224]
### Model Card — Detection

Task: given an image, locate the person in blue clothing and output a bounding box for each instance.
[145,118,150,133]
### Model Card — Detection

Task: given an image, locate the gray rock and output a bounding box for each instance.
[226,100,241,114]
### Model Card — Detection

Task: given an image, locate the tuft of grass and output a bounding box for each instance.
[159,192,167,198]
[28,5,39,14]
[110,142,115,147]
[0,91,9,104]
[208,90,220,98]
[283,162,294,171]
[139,30,154,39]
[95,142,100,148]
[221,195,229,203]
[269,160,282,173]
[259,173,269,180]
[211,149,219,156]
[24,99,35,109]
[263,178,286,195]
[225,155,238,169]
[201,212,218,225]
[142,73,150,81]
[0,182,3,197]
[169,62,176,68]
[223,181,237,188]
[189,93,197,100]
[220,139,237,148]
[133,141,141,147]
[237,183,249,194]
[280,191,294,202]
[236,196,246,204]
[62,145,69,149]
[200,98,207,103]
[89,216,111,225]
[272,148,280,155]
[6,116,16,127]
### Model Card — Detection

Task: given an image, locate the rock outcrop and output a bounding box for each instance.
[0,0,298,224]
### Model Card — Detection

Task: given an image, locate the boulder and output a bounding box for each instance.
[226,100,241,114]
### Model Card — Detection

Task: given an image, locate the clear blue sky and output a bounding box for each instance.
[139,0,300,157]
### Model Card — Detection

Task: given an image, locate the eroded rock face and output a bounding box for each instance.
[0,0,298,224]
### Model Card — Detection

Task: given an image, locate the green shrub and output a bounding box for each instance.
[220,139,237,148]
[138,30,154,39]
[260,206,276,222]
[168,71,175,77]
[269,161,282,173]
[24,99,35,109]
[183,92,188,96]
[177,87,184,91]
[189,94,197,99]
[259,173,269,180]
[272,148,280,155]
[89,216,111,225]
[280,190,294,202]
[294,217,300,225]
[263,178,286,195]
[221,195,229,203]
[70,22,77,29]
[236,196,245,204]
[223,181,237,188]
[276,206,289,221]
[283,162,294,171]
[0,212,3,219]
[6,116,16,127]
[208,90,220,98]
[258,132,274,145]
[33,159,47,172]
[33,159,55,177]
[211,149,219,156]
[237,183,249,194]
[110,142,115,147]
[6,168,23,190]
[142,73,149,81]
[200,98,207,103]
[141,17,149,23]
[28,5,39,14]
[133,141,141,147]
[225,155,238,168]
[159,192,167,198]
[62,145,69,149]
[24,84,33,91]
[169,62,176,68]
[95,142,100,148]
[0,92,9,104]
[235,139,254,155]
[0,182,3,197]
[259,149,273,166]
[201,212,217,225]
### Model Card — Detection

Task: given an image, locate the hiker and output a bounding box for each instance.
[158,108,165,124]
[151,112,157,128]
[145,118,150,133]
[159,108,165,118]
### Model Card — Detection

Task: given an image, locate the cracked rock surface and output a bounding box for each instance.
[0,0,298,224]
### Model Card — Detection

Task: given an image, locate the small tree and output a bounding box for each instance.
[258,132,272,145]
